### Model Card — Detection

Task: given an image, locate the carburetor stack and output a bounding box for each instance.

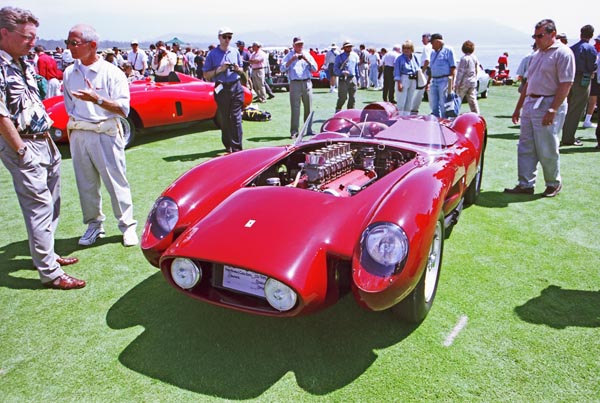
[304,143,354,185]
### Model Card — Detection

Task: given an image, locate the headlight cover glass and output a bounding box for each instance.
[361,222,409,276]
[170,258,201,289]
[264,278,297,312]
[150,196,179,239]
[49,128,63,142]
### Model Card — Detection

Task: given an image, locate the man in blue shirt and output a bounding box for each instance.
[561,24,597,146]
[334,41,360,112]
[280,37,318,137]
[428,33,456,118]
[203,27,244,152]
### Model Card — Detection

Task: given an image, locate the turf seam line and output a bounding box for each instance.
[443,314,468,347]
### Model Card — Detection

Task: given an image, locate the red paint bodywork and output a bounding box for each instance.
[141,103,487,318]
[42,72,253,142]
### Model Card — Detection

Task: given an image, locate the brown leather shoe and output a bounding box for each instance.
[542,183,562,197]
[56,256,79,266]
[44,274,86,290]
[503,185,534,195]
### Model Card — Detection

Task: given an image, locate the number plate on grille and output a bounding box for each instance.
[222,265,267,298]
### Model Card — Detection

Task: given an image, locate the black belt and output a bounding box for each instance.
[528,94,554,98]
[291,78,310,82]
[432,75,449,79]
[20,132,49,140]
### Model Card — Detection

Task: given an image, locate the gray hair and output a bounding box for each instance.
[69,24,100,43]
[0,6,39,36]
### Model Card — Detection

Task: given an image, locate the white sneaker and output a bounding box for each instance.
[582,121,597,129]
[78,225,105,246]
[123,227,139,247]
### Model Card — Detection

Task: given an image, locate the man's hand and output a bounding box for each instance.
[71,78,100,104]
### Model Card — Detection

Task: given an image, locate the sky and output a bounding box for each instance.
[10,0,592,43]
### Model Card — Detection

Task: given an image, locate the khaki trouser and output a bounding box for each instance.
[68,119,136,234]
[0,134,65,283]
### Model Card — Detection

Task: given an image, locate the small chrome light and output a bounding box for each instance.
[170,258,201,289]
[50,128,63,141]
[264,278,297,311]
[150,196,179,239]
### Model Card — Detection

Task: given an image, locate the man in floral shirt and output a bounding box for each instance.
[0,6,84,289]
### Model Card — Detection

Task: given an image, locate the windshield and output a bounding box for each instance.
[313,102,457,149]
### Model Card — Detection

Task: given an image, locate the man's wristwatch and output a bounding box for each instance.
[17,146,27,157]
[548,108,556,113]
[96,97,104,105]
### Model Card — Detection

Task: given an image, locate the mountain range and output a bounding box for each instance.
[148,18,531,49]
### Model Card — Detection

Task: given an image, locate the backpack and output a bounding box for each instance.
[242,106,272,122]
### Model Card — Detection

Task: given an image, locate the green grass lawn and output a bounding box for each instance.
[1,85,599,403]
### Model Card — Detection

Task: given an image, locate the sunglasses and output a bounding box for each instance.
[65,39,90,47]
[221,35,232,40]
[531,33,547,39]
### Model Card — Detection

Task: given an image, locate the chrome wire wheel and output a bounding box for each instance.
[424,220,443,303]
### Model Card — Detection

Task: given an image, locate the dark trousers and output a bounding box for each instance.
[382,66,395,102]
[336,76,357,111]
[562,73,591,144]
[215,80,244,152]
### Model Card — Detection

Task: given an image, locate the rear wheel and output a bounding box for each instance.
[119,116,136,148]
[392,214,444,323]
[480,82,489,99]
[465,146,485,205]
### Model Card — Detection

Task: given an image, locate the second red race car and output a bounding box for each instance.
[43,72,253,148]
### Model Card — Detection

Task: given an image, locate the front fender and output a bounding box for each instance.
[141,147,288,265]
[351,160,450,311]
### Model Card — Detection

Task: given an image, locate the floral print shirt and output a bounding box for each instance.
[0,49,52,134]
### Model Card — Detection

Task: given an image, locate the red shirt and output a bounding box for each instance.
[37,52,63,80]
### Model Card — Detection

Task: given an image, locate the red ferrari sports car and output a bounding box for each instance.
[141,102,487,323]
[42,72,253,148]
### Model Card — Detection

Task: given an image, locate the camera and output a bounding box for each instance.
[228,64,236,71]
[297,54,304,60]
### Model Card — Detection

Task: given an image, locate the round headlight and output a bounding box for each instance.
[150,196,179,239]
[364,223,408,266]
[170,258,201,289]
[264,278,297,312]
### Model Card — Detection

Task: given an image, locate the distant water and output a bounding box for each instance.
[445,43,535,73]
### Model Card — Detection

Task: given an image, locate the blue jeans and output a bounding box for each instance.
[429,77,449,118]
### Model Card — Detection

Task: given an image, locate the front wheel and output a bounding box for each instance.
[392,213,444,323]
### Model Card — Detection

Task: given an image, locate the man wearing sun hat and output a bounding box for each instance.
[280,36,318,137]
[249,41,268,103]
[203,27,245,153]
[334,40,360,112]
[428,33,456,118]
[127,39,147,76]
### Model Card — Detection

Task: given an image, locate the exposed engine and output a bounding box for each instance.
[249,142,415,197]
